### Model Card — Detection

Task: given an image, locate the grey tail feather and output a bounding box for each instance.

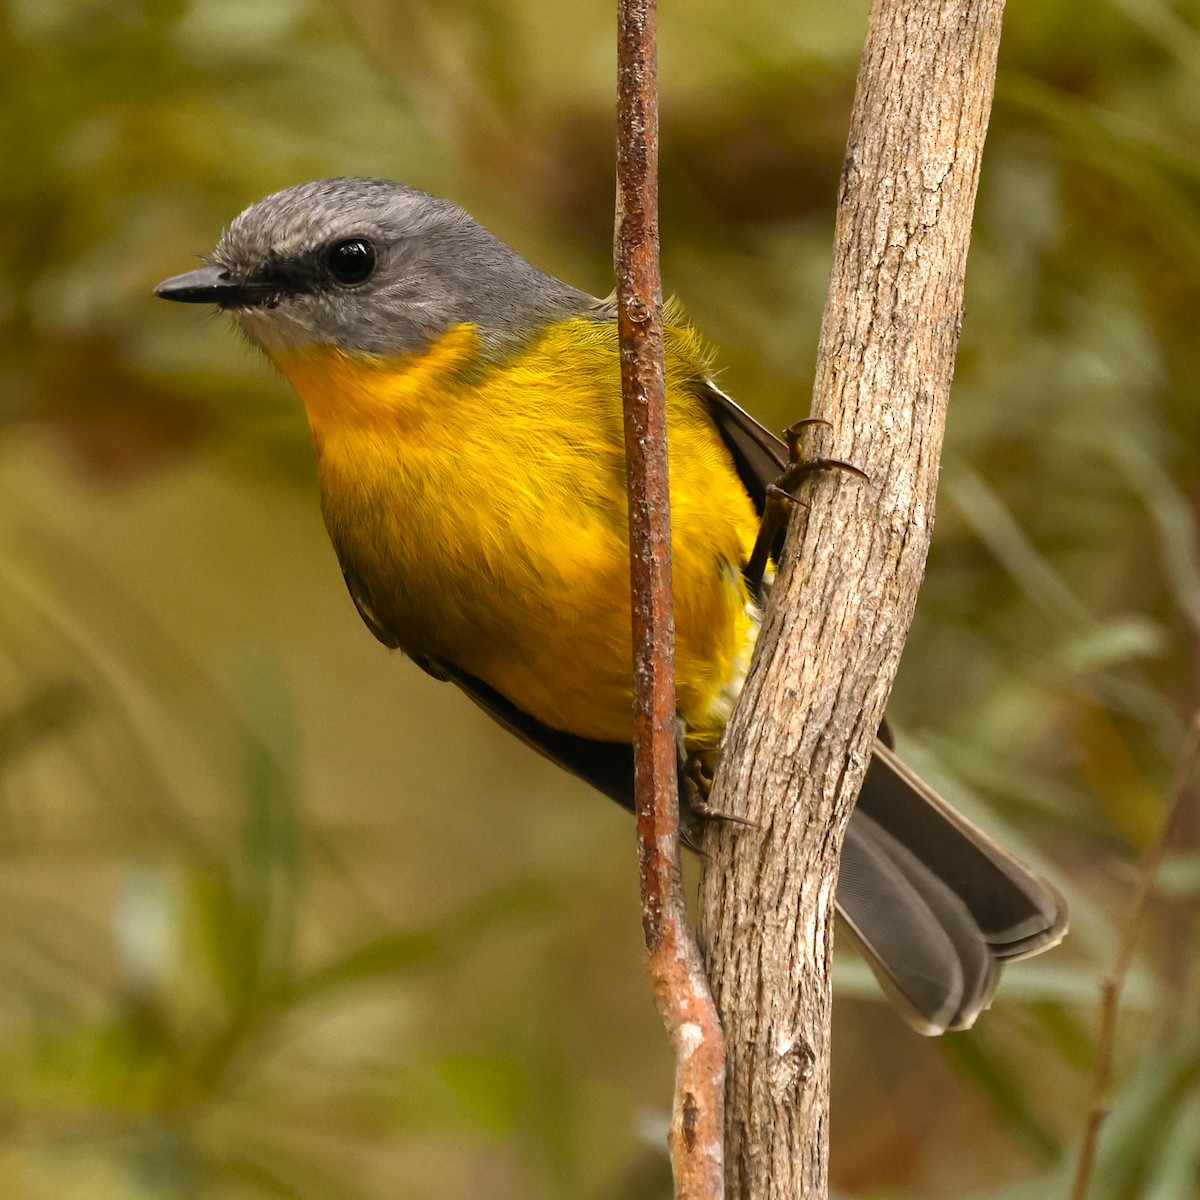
[835,739,1069,1035]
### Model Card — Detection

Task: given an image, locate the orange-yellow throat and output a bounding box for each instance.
[270,316,761,747]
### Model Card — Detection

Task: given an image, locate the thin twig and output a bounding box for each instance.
[615,0,725,1195]
[1070,710,1200,1200]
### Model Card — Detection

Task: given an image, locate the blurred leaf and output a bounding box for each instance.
[0,680,88,777]
[294,874,556,1002]
[290,927,442,1002]
[1139,1088,1200,1200]
[939,1031,1061,1160]
[235,652,304,1006]
[1093,435,1200,637]
[1156,851,1200,898]
[436,1052,525,1140]
[1088,1034,1200,1200]
[1102,0,1200,73]
[1060,616,1168,674]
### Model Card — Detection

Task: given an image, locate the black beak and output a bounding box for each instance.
[154,265,274,306]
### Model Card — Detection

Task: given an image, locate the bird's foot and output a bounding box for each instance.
[744,418,869,595]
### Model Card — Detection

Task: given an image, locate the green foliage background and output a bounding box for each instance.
[2,0,1199,1196]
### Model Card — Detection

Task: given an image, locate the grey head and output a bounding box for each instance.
[155,178,598,357]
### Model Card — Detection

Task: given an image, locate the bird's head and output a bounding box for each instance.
[155,177,592,359]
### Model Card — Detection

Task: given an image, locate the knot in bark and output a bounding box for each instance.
[768,1030,816,1099]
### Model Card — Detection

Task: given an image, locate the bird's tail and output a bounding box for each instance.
[836,739,1068,1034]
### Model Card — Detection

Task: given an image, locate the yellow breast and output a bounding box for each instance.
[270,317,760,746]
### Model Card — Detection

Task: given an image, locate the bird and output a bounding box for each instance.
[155,176,1067,1033]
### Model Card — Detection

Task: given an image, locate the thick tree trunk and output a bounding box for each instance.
[697,1,1007,1196]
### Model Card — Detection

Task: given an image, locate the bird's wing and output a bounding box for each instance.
[339,554,639,802]
[340,561,402,650]
[428,660,641,812]
[696,379,787,517]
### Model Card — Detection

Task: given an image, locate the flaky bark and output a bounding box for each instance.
[697,1,1007,1196]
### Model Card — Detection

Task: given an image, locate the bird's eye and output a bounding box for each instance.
[327,239,376,286]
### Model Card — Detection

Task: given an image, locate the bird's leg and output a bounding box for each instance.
[744,483,803,600]
[744,417,870,597]
[676,730,757,831]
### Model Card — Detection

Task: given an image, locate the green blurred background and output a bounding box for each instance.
[2,0,1199,1196]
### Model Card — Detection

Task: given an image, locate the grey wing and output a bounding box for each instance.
[339,559,638,801]
[340,559,401,650]
[340,558,450,683]
[697,379,787,516]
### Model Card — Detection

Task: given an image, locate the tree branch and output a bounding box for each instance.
[615,0,726,1195]
[698,1,1007,1195]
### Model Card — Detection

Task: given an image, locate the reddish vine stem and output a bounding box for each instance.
[615,0,725,1194]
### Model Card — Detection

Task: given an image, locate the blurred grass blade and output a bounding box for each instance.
[1087,1034,1200,1200]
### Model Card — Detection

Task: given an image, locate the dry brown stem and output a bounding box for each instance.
[697,1,1008,1195]
[615,0,726,1195]
[1070,711,1200,1200]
